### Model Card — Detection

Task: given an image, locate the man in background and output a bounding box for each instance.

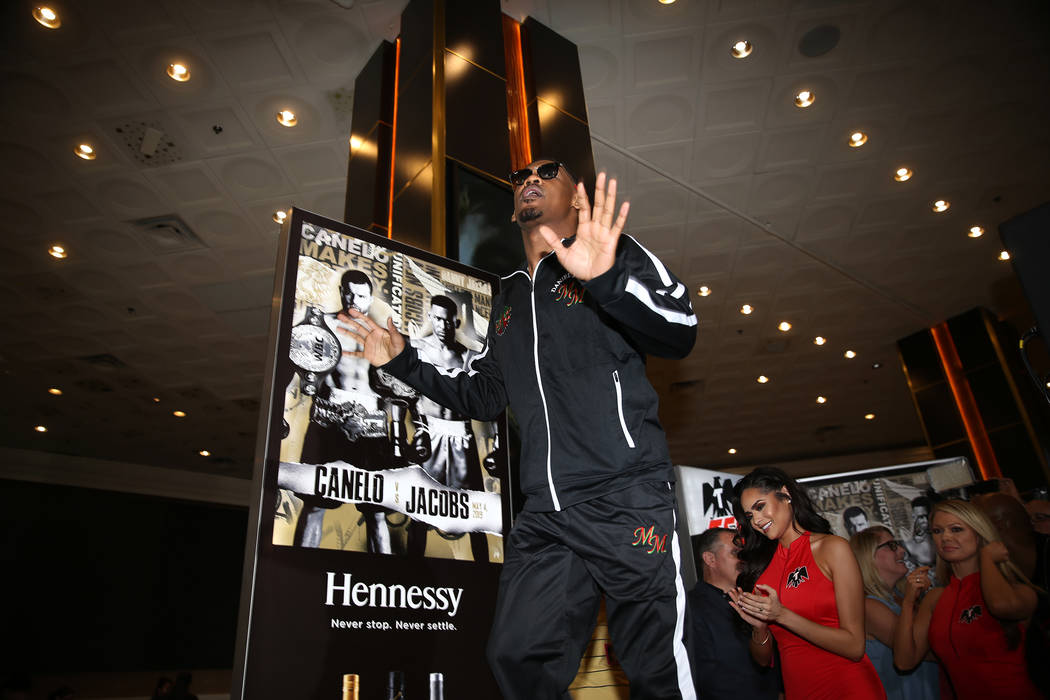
[687,528,779,700]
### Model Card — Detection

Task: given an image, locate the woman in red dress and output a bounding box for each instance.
[729,467,885,699]
[892,499,1040,699]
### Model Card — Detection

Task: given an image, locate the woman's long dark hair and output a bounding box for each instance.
[733,466,831,590]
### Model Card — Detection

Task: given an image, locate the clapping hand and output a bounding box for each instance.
[536,172,629,282]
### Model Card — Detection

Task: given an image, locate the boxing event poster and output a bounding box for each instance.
[676,466,742,535]
[799,460,967,571]
[235,209,510,700]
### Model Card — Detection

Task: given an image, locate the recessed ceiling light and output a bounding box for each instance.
[75,143,96,161]
[33,6,61,29]
[740,304,753,315]
[757,375,770,384]
[999,250,1010,261]
[728,448,737,454]
[173,410,187,418]
[34,425,48,432]
[893,167,912,182]
[167,63,191,82]
[48,245,67,259]
[48,387,62,395]
[658,0,677,4]
[864,413,875,420]
[697,285,712,297]
[349,136,363,149]
[731,40,753,58]
[273,209,288,224]
[816,396,827,404]
[276,110,298,127]
[777,321,792,332]
[199,450,211,457]
[152,397,161,402]
[872,362,882,369]
[968,226,984,238]
[794,90,815,108]
[844,350,856,359]
[813,336,826,345]
[932,199,950,213]
[848,131,867,147]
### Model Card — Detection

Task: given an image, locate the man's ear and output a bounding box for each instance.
[702,551,716,569]
[454,318,461,329]
[510,212,517,223]
[571,196,581,209]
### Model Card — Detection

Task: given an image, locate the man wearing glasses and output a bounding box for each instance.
[344,159,698,699]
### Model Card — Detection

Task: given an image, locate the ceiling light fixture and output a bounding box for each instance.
[844,350,856,359]
[48,245,67,259]
[273,209,288,224]
[999,250,1010,261]
[152,397,161,402]
[697,285,711,297]
[173,410,187,418]
[893,167,912,182]
[740,304,753,315]
[731,40,753,58]
[813,336,826,345]
[848,131,867,147]
[34,425,48,432]
[276,110,298,127]
[968,226,984,238]
[167,63,191,82]
[199,450,211,457]
[48,388,63,395]
[816,396,827,404]
[75,144,96,161]
[658,0,677,4]
[872,362,882,369]
[794,90,815,108]
[728,448,737,454]
[757,375,770,384]
[32,6,61,29]
[349,136,363,149]
[864,413,875,420]
[932,199,950,213]
[777,321,792,332]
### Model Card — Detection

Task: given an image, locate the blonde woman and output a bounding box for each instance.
[849,526,937,699]
[892,499,1040,699]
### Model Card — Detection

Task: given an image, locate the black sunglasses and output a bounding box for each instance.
[875,540,903,553]
[509,162,564,186]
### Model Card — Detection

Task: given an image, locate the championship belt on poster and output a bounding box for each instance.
[289,305,340,395]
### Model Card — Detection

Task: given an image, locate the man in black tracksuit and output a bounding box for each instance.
[345,160,698,699]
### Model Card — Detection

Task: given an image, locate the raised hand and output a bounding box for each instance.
[981,540,1010,565]
[903,566,932,600]
[537,171,629,281]
[341,309,405,366]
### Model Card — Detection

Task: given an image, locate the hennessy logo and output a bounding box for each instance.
[495,305,512,336]
[786,566,809,588]
[959,605,982,624]
[631,525,667,554]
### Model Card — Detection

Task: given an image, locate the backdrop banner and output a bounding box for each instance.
[235,209,511,700]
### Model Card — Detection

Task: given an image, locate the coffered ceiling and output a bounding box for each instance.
[1,0,1047,481]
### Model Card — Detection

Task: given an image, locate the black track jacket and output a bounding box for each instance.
[382,234,698,512]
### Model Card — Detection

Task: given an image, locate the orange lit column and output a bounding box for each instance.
[930,322,1002,479]
[502,16,532,169]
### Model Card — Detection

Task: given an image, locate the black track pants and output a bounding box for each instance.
[485,482,695,699]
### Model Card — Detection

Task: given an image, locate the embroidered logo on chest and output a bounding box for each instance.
[550,273,584,307]
[786,566,809,588]
[959,605,982,624]
[495,305,512,336]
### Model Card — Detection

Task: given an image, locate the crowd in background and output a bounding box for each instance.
[688,467,1050,700]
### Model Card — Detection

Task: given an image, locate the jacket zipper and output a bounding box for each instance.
[530,256,561,511]
[612,370,636,448]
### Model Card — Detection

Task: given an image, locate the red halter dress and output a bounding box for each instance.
[756,532,885,699]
